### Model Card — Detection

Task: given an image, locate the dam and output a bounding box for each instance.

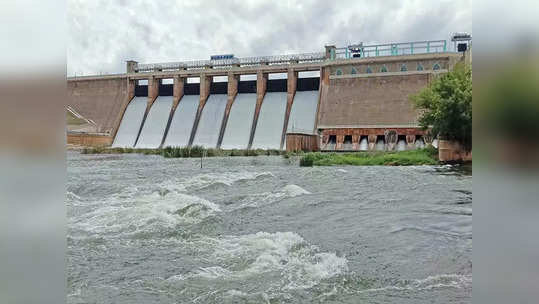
[67,39,470,151]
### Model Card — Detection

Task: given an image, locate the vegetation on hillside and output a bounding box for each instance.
[299,148,438,167]
[412,63,472,149]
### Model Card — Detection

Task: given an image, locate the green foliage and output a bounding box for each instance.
[81,145,288,158]
[412,63,472,149]
[299,149,438,166]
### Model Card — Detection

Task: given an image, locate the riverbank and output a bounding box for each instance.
[79,146,442,166]
[299,148,439,166]
[80,146,284,157]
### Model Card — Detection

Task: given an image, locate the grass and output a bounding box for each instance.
[80,146,286,158]
[299,147,439,167]
[80,146,439,166]
[67,111,88,126]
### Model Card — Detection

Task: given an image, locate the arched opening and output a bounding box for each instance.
[417,63,424,71]
[359,135,368,151]
[343,135,353,150]
[380,65,388,73]
[400,64,408,72]
[351,67,358,74]
[433,63,441,70]
[366,66,373,74]
[415,135,425,149]
[376,135,386,151]
[336,69,343,76]
[397,135,407,151]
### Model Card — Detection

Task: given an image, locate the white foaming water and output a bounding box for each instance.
[192,94,228,148]
[174,231,347,290]
[112,97,147,147]
[163,95,199,147]
[359,138,368,151]
[74,191,221,235]
[158,171,275,193]
[415,138,425,149]
[220,93,256,149]
[358,274,472,293]
[397,139,407,151]
[376,139,385,151]
[234,184,310,209]
[432,139,439,148]
[251,92,287,149]
[135,96,173,148]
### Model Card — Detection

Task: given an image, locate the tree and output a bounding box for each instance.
[412,63,472,149]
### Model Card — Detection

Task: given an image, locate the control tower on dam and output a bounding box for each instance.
[67,38,471,151]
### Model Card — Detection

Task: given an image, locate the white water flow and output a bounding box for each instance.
[163,95,199,147]
[135,96,173,148]
[220,93,256,149]
[192,94,228,148]
[251,92,287,149]
[397,139,407,151]
[376,139,386,151]
[415,138,425,149]
[112,97,147,147]
[286,90,318,135]
[359,138,368,151]
[432,139,439,148]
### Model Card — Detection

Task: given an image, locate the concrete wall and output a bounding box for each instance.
[286,133,318,152]
[67,77,129,134]
[318,73,430,128]
[67,132,113,147]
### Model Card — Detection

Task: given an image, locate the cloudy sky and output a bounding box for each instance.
[67,0,471,76]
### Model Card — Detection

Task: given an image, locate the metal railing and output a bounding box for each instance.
[332,40,447,59]
[136,52,325,72]
[133,39,451,73]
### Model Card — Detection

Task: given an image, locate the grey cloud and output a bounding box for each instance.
[68,0,471,76]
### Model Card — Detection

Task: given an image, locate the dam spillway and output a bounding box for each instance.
[220,93,257,149]
[286,90,319,135]
[135,96,173,148]
[251,92,288,149]
[163,95,199,147]
[192,94,228,148]
[112,97,147,147]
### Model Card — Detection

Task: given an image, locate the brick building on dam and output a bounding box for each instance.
[67,39,470,152]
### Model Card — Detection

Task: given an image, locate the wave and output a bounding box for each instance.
[169,231,347,290]
[232,184,311,210]
[358,273,471,293]
[390,226,472,239]
[72,191,220,236]
[157,171,275,193]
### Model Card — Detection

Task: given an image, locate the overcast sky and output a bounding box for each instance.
[67,0,471,76]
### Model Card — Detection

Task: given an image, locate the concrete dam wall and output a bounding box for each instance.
[108,76,320,150]
[67,46,466,150]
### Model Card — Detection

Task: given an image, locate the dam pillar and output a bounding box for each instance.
[248,71,268,149]
[368,134,377,151]
[352,134,359,150]
[280,69,298,149]
[111,78,136,141]
[217,73,239,148]
[188,74,212,146]
[406,135,416,150]
[385,130,398,151]
[134,76,160,146]
[336,135,344,150]
[160,76,185,147]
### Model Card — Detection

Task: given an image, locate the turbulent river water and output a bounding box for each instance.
[67,152,472,303]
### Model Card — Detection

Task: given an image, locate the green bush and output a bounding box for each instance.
[299,149,438,166]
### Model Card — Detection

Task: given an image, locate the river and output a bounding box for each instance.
[67,152,472,303]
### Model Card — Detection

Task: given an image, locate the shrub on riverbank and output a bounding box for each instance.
[299,147,438,167]
[80,146,287,158]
